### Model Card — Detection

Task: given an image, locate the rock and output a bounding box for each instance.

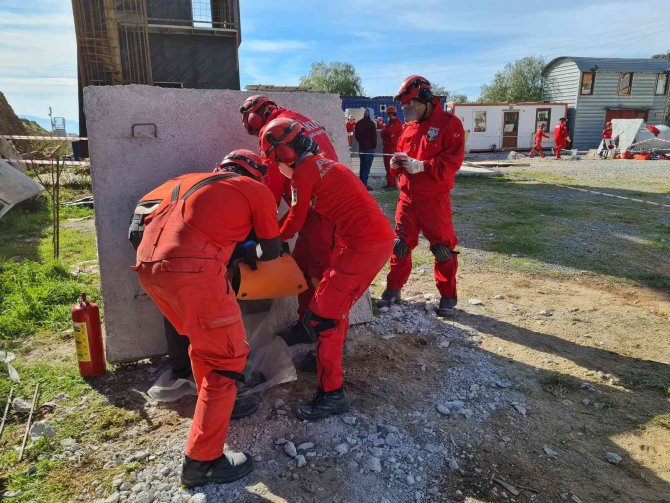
[119,482,132,491]
[605,452,622,465]
[29,421,56,441]
[295,454,307,468]
[437,404,451,416]
[129,451,149,462]
[424,444,438,454]
[571,495,584,503]
[468,298,483,305]
[544,446,558,458]
[61,438,78,451]
[284,442,297,458]
[12,398,31,413]
[439,340,450,349]
[131,483,146,494]
[582,399,591,406]
[459,408,474,420]
[273,399,285,409]
[335,443,349,455]
[379,306,389,313]
[111,477,123,488]
[297,442,314,451]
[366,456,382,473]
[342,415,357,426]
[104,493,120,503]
[370,447,384,458]
[446,457,459,471]
[275,438,288,445]
[191,494,207,503]
[494,295,504,300]
[539,310,552,317]
[380,498,391,503]
[406,474,415,485]
[513,403,527,416]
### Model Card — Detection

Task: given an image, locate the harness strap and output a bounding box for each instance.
[213,369,246,383]
[181,173,239,200]
[170,182,182,202]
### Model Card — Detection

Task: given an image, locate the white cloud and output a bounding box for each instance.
[242,39,312,53]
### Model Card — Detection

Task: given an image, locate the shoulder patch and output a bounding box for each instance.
[426,127,440,141]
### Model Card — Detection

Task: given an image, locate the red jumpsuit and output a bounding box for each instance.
[529,127,549,157]
[554,122,569,158]
[280,155,393,392]
[381,117,403,187]
[261,108,339,319]
[346,120,355,147]
[387,99,465,301]
[134,173,279,461]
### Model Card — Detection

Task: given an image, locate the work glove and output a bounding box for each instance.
[391,152,425,175]
[237,240,261,270]
[281,242,291,255]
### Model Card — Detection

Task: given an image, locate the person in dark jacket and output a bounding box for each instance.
[354,110,377,189]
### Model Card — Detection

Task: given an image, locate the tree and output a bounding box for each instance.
[299,61,364,96]
[431,84,469,103]
[478,56,545,103]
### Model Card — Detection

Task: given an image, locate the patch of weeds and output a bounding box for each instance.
[616,371,670,396]
[540,371,580,398]
[594,397,617,410]
[647,414,670,430]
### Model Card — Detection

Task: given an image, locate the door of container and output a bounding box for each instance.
[502,111,519,149]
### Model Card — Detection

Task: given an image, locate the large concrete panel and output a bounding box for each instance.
[83,85,370,363]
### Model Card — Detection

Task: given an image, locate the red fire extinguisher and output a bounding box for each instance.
[71,293,106,377]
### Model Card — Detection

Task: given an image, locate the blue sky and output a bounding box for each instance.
[1,0,669,124]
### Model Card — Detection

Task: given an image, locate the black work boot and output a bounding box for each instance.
[180,452,254,487]
[378,289,401,308]
[278,321,313,346]
[297,388,350,421]
[230,394,260,420]
[438,297,457,318]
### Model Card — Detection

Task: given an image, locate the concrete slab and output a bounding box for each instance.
[0,160,44,219]
[83,85,372,363]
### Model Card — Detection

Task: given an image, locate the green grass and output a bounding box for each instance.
[616,371,670,396]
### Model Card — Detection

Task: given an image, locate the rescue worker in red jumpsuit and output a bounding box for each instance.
[346,116,356,148]
[529,123,549,158]
[379,76,465,318]
[381,105,403,188]
[260,117,394,420]
[600,121,614,158]
[133,150,281,487]
[553,117,570,159]
[239,96,339,345]
[377,116,385,130]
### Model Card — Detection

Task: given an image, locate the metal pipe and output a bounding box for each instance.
[0,387,15,439]
[18,383,40,462]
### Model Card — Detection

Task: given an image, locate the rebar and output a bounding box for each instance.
[18,383,40,462]
[0,386,15,439]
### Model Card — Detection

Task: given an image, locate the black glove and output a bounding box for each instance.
[237,240,259,270]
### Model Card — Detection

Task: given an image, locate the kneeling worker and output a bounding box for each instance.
[261,118,394,420]
[132,150,281,487]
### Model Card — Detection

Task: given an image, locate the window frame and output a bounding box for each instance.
[473,111,487,133]
[535,108,551,132]
[580,72,595,95]
[618,72,634,96]
[655,72,669,96]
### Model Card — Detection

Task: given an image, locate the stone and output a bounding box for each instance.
[342,415,357,426]
[513,403,527,416]
[297,442,314,451]
[366,456,382,473]
[468,298,483,305]
[131,483,146,493]
[370,447,384,458]
[28,421,56,441]
[284,442,297,458]
[61,438,78,451]
[544,446,558,458]
[424,444,438,454]
[335,443,349,455]
[104,493,120,503]
[295,455,307,468]
[191,494,207,503]
[446,457,459,471]
[273,399,285,409]
[275,438,288,445]
[406,474,415,485]
[605,452,622,465]
[437,404,451,416]
[380,498,391,503]
[459,408,474,420]
[119,482,132,492]
[582,399,591,406]
[111,477,123,489]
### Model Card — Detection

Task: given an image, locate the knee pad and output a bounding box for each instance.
[393,237,409,258]
[303,310,337,342]
[430,243,454,263]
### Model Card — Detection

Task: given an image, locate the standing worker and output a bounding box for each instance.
[261,118,394,420]
[354,110,377,189]
[553,117,570,159]
[600,121,614,159]
[529,123,549,158]
[345,115,356,148]
[381,105,403,188]
[376,116,385,130]
[132,151,281,487]
[379,75,465,318]
[239,96,338,344]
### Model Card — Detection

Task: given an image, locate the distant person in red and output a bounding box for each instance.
[600,121,614,159]
[261,118,393,420]
[376,116,385,130]
[239,95,338,344]
[380,75,465,318]
[553,117,570,159]
[381,105,403,188]
[133,151,280,487]
[529,123,549,158]
[345,115,355,147]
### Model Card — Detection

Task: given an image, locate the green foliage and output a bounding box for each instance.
[299,61,364,96]
[431,84,468,103]
[479,56,546,103]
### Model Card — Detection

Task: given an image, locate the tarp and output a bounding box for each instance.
[0,160,44,219]
[600,119,670,154]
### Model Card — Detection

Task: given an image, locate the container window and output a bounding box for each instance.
[656,73,669,96]
[474,111,486,132]
[618,73,633,95]
[535,108,551,131]
[580,72,595,95]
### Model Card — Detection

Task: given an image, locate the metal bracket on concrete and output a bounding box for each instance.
[131,123,158,139]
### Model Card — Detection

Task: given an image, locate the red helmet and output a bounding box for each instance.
[539,123,545,128]
[387,105,397,114]
[215,149,267,179]
[240,95,276,135]
[260,118,303,164]
[394,75,432,105]
[606,121,612,127]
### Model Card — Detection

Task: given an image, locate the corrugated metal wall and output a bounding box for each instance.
[542,60,579,145]
[573,72,667,149]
